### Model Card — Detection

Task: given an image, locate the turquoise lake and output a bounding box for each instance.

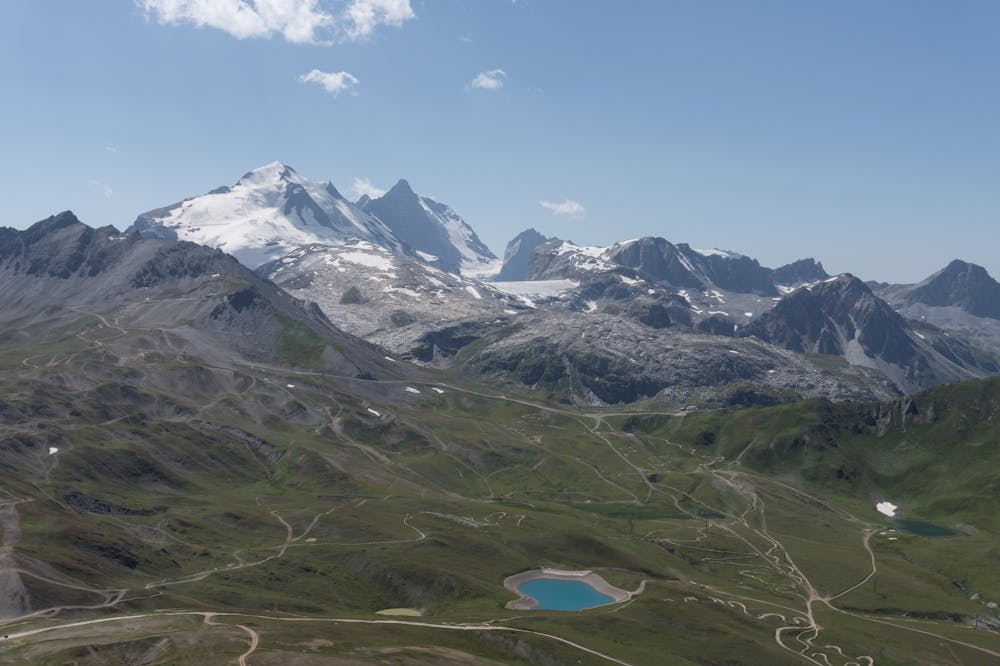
[517,578,614,610]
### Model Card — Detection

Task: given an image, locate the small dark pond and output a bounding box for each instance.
[894,518,957,537]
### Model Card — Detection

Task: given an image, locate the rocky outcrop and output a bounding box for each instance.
[496,228,552,281]
[773,258,829,286]
[903,260,1000,320]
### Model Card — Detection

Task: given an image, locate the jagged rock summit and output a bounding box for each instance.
[903,259,1000,320]
[773,258,829,288]
[743,274,998,391]
[523,236,827,295]
[496,228,553,281]
[362,179,498,275]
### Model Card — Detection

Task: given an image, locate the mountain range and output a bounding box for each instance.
[123,161,1000,405]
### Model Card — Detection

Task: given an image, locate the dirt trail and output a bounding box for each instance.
[2,610,631,665]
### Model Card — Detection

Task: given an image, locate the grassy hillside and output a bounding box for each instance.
[2,307,1000,664]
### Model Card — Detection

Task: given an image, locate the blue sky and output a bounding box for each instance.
[2,1,1000,282]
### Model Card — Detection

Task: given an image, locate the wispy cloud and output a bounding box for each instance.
[469,69,506,90]
[351,177,385,199]
[88,180,114,199]
[299,69,359,95]
[139,0,414,44]
[458,35,472,44]
[540,199,585,218]
[104,144,119,153]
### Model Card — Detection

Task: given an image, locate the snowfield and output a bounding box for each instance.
[876,501,898,517]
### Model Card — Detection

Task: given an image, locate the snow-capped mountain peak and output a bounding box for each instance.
[237,160,296,185]
[129,162,402,269]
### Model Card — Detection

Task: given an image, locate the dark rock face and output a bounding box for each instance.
[363,179,495,274]
[674,244,777,295]
[624,298,688,329]
[129,202,183,240]
[282,182,334,229]
[129,242,235,288]
[525,239,587,281]
[0,212,393,376]
[403,319,506,363]
[741,275,998,391]
[743,276,914,361]
[697,315,738,337]
[0,212,139,279]
[904,260,1000,320]
[773,258,829,286]
[526,236,804,297]
[604,238,703,288]
[497,228,553,281]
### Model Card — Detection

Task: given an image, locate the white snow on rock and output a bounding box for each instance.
[552,241,615,272]
[131,161,402,269]
[876,501,898,517]
[692,247,744,259]
[413,197,498,275]
[48,447,59,455]
[491,280,579,299]
[431,387,445,394]
[367,408,382,417]
[338,249,394,270]
[404,386,421,394]
[464,285,482,299]
[384,287,422,299]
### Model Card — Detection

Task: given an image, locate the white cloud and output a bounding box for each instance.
[540,199,586,218]
[469,69,506,90]
[459,35,472,44]
[351,177,385,199]
[342,0,414,41]
[139,0,413,44]
[104,144,118,153]
[299,69,359,95]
